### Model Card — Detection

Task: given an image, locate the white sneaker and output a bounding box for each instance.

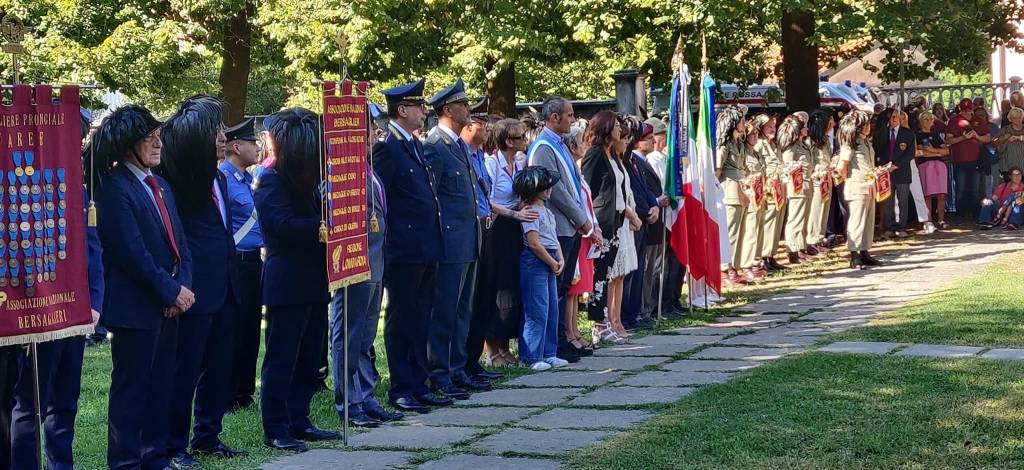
[529,361,552,371]
[923,222,937,234]
[544,357,569,368]
[895,230,909,238]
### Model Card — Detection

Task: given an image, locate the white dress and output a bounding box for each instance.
[608,156,638,278]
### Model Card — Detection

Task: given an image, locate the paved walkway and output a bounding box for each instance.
[264,230,1024,470]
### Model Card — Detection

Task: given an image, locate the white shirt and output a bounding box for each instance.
[646,150,667,184]
[124,161,159,209]
[485,153,522,209]
[212,179,227,227]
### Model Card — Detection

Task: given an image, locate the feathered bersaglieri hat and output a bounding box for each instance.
[87,104,161,187]
[158,95,224,214]
[513,165,561,202]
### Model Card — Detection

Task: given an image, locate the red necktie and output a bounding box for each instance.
[889,129,897,161]
[143,175,182,265]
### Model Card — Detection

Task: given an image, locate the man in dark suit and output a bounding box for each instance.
[372,80,449,413]
[158,96,246,467]
[423,80,489,400]
[873,108,916,237]
[622,121,661,330]
[94,105,195,470]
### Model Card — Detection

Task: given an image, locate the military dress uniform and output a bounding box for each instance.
[423,80,483,398]
[756,139,786,263]
[807,142,833,247]
[217,119,265,410]
[717,140,747,272]
[740,143,765,273]
[372,80,447,412]
[782,142,813,257]
[842,140,876,252]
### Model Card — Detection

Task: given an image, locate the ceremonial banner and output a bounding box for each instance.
[771,178,785,206]
[322,80,372,291]
[819,177,832,202]
[874,171,892,203]
[0,85,92,346]
[748,174,765,210]
[788,166,804,194]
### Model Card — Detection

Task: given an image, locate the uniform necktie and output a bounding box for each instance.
[889,129,897,161]
[143,175,181,265]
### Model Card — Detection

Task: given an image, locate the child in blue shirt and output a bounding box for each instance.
[513,166,567,371]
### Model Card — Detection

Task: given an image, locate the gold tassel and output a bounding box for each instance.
[87,200,97,227]
[370,213,379,233]
[319,220,328,243]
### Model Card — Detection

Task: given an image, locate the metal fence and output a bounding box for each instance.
[874,78,1023,112]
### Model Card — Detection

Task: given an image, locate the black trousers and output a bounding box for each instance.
[556,235,581,345]
[427,262,472,387]
[168,297,239,454]
[383,263,436,399]
[464,228,492,376]
[10,337,86,470]
[231,253,263,405]
[260,303,327,440]
[0,345,18,470]
[621,228,648,326]
[107,319,178,470]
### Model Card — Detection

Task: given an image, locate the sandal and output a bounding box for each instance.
[499,351,519,367]
[591,322,616,343]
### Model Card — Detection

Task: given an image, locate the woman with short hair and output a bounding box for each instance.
[994,107,1024,181]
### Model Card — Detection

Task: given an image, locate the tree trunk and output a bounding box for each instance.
[218,0,254,124]
[486,59,516,117]
[780,9,820,113]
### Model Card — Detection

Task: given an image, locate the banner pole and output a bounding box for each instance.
[687,274,694,316]
[343,286,349,446]
[30,342,43,470]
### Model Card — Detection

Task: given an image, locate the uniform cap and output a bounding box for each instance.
[426,79,470,109]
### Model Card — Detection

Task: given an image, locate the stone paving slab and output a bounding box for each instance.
[568,386,694,406]
[517,408,654,430]
[895,344,984,358]
[633,334,723,346]
[714,314,793,328]
[563,355,670,371]
[665,326,740,336]
[457,387,582,407]
[800,310,877,322]
[773,325,832,336]
[717,332,819,348]
[691,346,803,361]
[347,425,478,450]
[504,370,625,388]
[981,348,1024,360]
[819,341,903,355]
[616,370,734,387]
[416,454,562,470]
[401,406,536,427]
[661,359,761,372]
[473,428,612,455]
[262,450,413,470]
[592,343,700,357]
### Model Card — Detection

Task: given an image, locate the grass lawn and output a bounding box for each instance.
[833,250,1024,347]
[569,353,1024,469]
[570,245,1024,470]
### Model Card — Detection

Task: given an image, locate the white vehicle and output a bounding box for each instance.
[713,81,876,112]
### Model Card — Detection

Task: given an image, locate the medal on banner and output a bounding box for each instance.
[0,180,5,289]
[30,157,43,284]
[15,152,29,289]
[57,168,66,260]
[43,169,55,282]
[6,171,16,288]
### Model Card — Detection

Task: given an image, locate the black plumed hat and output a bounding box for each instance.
[86,104,161,188]
[513,165,561,202]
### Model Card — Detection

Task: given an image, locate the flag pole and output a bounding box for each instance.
[657,206,665,321]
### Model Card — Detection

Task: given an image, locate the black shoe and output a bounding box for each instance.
[768,257,788,270]
[860,251,882,267]
[454,374,492,392]
[787,252,801,264]
[473,370,503,381]
[343,409,382,428]
[432,384,470,400]
[556,346,582,363]
[388,396,430,413]
[414,393,454,407]
[290,426,341,441]
[170,452,198,469]
[264,437,308,452]
[849,253,865,270]
[192,441,248,458]
[363,399,404,422]
[804,245,819,256]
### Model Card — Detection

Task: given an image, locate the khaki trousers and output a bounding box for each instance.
[740,206,765,269]
[762,201,785,258]
[784,192,811,252]
[807,188,830,245]
[726,204,747,269]
[846,197,875,252]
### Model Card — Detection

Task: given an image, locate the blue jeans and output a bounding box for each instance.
[519,248,559,364]
[953,163,981,219]
[978,199,1024,226]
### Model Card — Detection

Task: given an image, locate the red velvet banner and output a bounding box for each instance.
[322,80,371,291]
[0,85,92,346]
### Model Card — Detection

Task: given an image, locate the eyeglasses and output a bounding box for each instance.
[1013,172,1022,176]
